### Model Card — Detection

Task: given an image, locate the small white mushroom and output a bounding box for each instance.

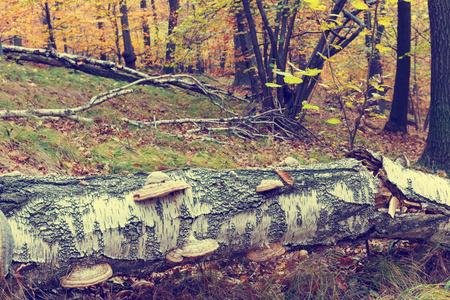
[60,263,113,288]
[145,171,171,185]
[245,241,286,262]
[256,180,284,192]
[134,180,191,201]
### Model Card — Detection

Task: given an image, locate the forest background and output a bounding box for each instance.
[2,0,450,299]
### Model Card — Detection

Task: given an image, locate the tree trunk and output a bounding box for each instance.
[364,5,386,113]
[3,150,450,290]
[120,0,137,69]
[141,0,152,67]
[418,0,450,173]
[240,0,272,109]
[383,0,411,133]
[43,2,57,50]
[232,5,258,93]
[164,0,180,74]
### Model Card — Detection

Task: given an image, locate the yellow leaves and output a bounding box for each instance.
[321,22,335,31]
[304,0,327,11]
[330,44,343,50]
[302,102,319,110]
[318,52,335,62]
[376,44,391,52]
[326,118,342,125]
[361,28,372,36]
[378,16,393,27]
[265,83,282,88]
[351,1,369,10]
[283,76,303,84]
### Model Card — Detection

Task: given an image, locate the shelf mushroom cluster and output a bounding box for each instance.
[134,171,191,201]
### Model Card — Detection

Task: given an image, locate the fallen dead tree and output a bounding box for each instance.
[1,149,450,290]
[1,45,316,141]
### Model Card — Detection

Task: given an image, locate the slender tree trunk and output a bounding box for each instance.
[43,2,57,50]
[109,3,122,64]
[241,0,273,109]
[383,0,411,133]
[164,0,180,74]
[290,0,347,117]
[97,5,107,61]
[120,0,137,69]
[418,0,450,173]
[232,5,258,94]
[364,4,386,113]
[141,0,152,67]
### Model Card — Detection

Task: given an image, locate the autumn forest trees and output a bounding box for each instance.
[0,0,447,171]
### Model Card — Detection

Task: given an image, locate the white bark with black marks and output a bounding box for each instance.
[1,152,450,289]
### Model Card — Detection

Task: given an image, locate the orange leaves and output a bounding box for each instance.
[275,170,294,186]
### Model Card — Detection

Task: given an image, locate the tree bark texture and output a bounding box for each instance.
[120,0,137,69]
[383,0,411,133]
[418,0,450,174]
[364,6,386,113]
[232,6,258,93]
[43,2,57,50]
[164,0,180,74]
[3,151,450,289]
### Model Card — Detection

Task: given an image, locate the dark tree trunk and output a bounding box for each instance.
[141,0,152,66]
[232,5,258,93]
[383,0,411,133]
[240,0,272,109]
[418,0,450,173]
[164,0,180,74]
[290,0,348,117]
[97,8,107,61]
[120,0,137,69]
[43,2,57,50]
[364,6,386,113]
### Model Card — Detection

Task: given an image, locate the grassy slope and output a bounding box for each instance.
[3,59,447,300]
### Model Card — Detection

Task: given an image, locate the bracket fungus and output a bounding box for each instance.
[166,235,219,263]
[256,180,284,192]
[134,180,191,201]
[60,263,113,288]
[134,171,191,202]
[245,241,286,262]
[0,209,14,278]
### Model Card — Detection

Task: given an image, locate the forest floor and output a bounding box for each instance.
[2,59,450,299]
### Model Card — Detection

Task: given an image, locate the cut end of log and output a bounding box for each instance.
[256,180,284,192]
[245,241,286,262]
[60,263,113,288]
[133,181,191,201]
[0,209,14,278]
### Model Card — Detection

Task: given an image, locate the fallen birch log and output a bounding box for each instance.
[1,149,450,289]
